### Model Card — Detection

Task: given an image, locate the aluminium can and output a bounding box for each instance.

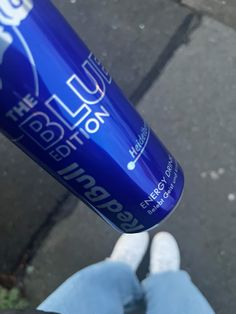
[0,0,184,233]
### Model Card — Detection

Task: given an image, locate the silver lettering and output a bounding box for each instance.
[76,174,96,189]
[97,199,123,213]
[121,219,145,233]
[85,186,110,202]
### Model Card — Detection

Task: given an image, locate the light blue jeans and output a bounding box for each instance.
[38,261,215,314]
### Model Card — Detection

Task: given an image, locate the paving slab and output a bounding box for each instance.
[52,0,192,98]
[183,0,236,30]
[25,17,236,314]
[140,17,236,313]
[0,135,68,274]
[0,0,192,273]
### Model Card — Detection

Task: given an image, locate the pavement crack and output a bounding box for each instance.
[14,193,78,280]
[130,13,202,105]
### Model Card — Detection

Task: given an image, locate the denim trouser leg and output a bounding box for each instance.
[38,262,215,314]
[38,261,143,314]
[142,271,215,314]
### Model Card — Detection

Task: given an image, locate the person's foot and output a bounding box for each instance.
[150,232,180,274]
[110,232,149,271]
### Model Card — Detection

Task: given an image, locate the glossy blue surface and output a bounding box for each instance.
[0,0,184,233]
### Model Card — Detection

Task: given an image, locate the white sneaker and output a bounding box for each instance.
[110,232,149,271]
[150,232,180,274]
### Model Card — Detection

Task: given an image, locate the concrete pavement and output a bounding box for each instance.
[24,14,236,313]
[53,0,194,100]
[183,0,236,29]
[141,17,236,313]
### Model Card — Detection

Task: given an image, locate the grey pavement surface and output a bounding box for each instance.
[141,17,236,313]
[0,135,68,273]
[25,16,236,314]
[0,0,192,273]
[183,0,236,29]
[53,0,193,99]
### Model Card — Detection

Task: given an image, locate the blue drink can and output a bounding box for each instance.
[0,0,184,233]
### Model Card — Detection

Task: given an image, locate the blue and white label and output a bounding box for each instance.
[0,0,33,89]
[0,0,33,26]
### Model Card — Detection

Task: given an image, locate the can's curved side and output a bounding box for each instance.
[0,0,184,233]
